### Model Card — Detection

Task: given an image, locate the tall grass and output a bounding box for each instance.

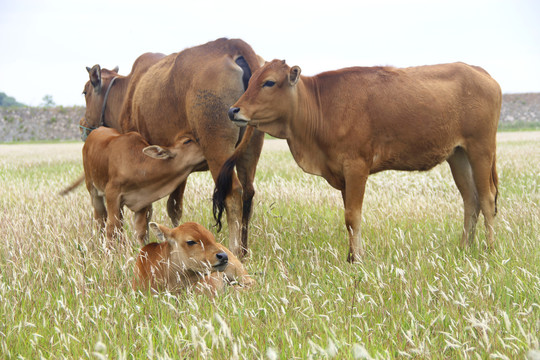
[0,133,539,359]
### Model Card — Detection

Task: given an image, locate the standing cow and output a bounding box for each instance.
[216,60,501,262]
[121,38,265,258]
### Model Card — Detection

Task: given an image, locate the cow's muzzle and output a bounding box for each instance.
[213,252,229,272]
[228,107,248,127]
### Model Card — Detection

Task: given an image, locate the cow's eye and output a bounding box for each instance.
[186,240,197,246]
[262,80,275,88]
[183,138,192,145]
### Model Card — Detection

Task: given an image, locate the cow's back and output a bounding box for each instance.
[134,242,170,291]
[83,127,122,191]
[314,62,501,173]
[128,38,260,147]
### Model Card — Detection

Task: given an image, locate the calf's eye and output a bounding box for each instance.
[186,240,197,246]
[183,139,192,145]
[263,80,275,88]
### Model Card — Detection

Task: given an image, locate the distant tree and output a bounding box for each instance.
[41,94,56,107]
[0,92,24,107]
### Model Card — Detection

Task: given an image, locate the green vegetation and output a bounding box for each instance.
[0,92,24,107]
[0,135,538,359]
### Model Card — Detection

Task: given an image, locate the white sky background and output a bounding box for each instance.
[0,0,539,106]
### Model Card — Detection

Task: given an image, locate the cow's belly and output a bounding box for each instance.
[370,138,460,173]
[122,182,178,213]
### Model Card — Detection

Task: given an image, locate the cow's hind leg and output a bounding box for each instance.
[167,181,187,227]
[90,188,107,235]
[467,145,498,248]
[134,205,153,246]
[105,188,125,245]
[447,148,480,247]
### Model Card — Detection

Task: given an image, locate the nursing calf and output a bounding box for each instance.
[133,222,255,295]
[82,127,205,245]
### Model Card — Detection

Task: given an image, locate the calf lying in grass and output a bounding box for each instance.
[70,126,205,245]
[133,222,255,295]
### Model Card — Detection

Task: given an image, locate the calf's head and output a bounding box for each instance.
[149,222,229,273]
[228,59,301,138]
[142,133,205,169]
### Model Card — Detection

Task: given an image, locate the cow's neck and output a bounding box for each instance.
[103,77,128,132]
[285,77,330,179]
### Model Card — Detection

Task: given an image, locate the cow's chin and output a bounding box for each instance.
[212,261,228,272]
[231,119,249,128]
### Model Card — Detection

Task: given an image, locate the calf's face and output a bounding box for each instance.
[149,222,228,273]
[142,134,205,168]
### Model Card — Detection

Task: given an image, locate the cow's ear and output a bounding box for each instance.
[87,65,102,93]
[142,145,175,160]
[149,222,175,245]
[288,66,301,86]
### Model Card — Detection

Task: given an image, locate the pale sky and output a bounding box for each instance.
[0,0,539,106]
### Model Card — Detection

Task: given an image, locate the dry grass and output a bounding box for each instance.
[0,132,538,359]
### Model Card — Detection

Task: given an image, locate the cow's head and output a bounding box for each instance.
[80,64,119,140]
[149,222,229,273]
[228,59,301,138]
[142,133,205,170]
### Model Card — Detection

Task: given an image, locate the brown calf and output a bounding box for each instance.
[82,127,204,245]
[133,222,255,295]
[217,60,501,262]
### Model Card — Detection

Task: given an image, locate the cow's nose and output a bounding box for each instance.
[216,252,228,262]
[228,107,240,121]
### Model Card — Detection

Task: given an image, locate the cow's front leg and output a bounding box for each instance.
[134,205,153,246]
[167,181,186,227]
[342,161,370,263]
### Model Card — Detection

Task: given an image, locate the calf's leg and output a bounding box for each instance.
[447,148,480,247]
[167,181,187,227]
[105,188,125,244]
[467,145,498,248]
[134,205,153,246]
[342,161,370,263]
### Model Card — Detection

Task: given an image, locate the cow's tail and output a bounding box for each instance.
[212,126,255,231]
[492,153,499,216]
[59,173,85,196]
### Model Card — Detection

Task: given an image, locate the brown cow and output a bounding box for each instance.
[133,222,255,296]
[121,38,265,258]
[217,60,501,262]
[81,127,205,245]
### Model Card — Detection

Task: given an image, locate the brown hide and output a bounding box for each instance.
[223,60,501,262]
[82,127,205,245]
[123,38,265,258]
[133,222,255,295]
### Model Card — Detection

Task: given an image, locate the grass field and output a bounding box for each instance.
[0,132,539,359]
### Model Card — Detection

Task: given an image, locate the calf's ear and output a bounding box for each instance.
[149,222,176,246]
[288,66,301,86]
[143,145,175,160]
[87,64,102,93]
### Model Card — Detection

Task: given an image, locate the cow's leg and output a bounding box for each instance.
[343,161,370,263]
[134,205,153,246]
[104,188,125,244]
[90,188,107,234]
[167,181,187,227]
[467,145,497,248]
[207,156,244,258]
[447,148,480,247]
[234,129,264,252]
